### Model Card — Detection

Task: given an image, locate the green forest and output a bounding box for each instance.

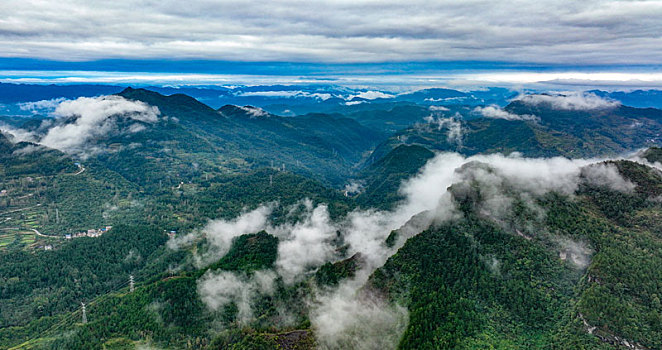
[1,88,662,350]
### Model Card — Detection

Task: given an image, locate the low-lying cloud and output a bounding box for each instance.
[197,270,277,324]
[581,163,636,193]
[168,204,274,267]
[1,95,160,157]
[272,201,337,284]
[422,114,463,145]
[515,92,620,110]
[237,90,334,101]
[311,283,409,350]
[18,98,67,114]
[349,91,395,100]
[41,96,159,155]
[236,105,269,118]
[473,105,538,121]
[174,150,647,348]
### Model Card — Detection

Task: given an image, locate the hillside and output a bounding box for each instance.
[356,144,435,209]
[3,147,662,349]
[371,159,662,349]
[115,88,382,185]
[2,87,662,350]
[371,102,662,160]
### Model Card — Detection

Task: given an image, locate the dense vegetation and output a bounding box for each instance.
[2,87,662,349]
[371,102,662,160]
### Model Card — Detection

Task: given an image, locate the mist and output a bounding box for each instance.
[0,95,160,157]
[171,149,645,348]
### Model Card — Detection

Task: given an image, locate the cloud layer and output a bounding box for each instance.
[2,1,662,64]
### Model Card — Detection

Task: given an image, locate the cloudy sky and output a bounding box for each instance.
[1,0,662,86]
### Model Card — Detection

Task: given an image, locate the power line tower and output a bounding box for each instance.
[81,302,87,324]
[129,275,135,292]
[269,174,273,186]
[55,208,59,224]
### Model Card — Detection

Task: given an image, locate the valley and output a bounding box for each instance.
[1,86,662,350]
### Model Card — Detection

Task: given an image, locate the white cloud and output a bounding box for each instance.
[180,149,647,345]
[343,181,364,196]
[514,92,620,110]
[272,201,337,284]
[237,105,269,118]
[197,270,276,324]
[238,90,334,100]
[422,114,463,145]
[311,283,408,350]
[581,162,636,193]
[0,123,38,143]
[349,91,395,100]
[169,205,274,266]
[25,95,161,156]
[428,105,449,111]
[18,98,67,114]
[473,105,538,121]
[344,100,365,106]
[556,238,592,269]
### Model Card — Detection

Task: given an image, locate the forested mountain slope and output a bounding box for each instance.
[2,87,662,350]
[3,147,662,350]
[370,102,662,161]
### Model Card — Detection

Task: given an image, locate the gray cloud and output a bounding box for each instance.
[1,1,662,64]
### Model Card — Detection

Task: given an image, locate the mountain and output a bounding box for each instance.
[643,147,662,164]
[371,159,662,349]
[4,151,662,350]
[356,144,435,209]
[592,90,662,110]
[0,83,124,104]
[114,88,382,185]
[3,84,662,350]
[370,102,662,161]
[0,132,143,236]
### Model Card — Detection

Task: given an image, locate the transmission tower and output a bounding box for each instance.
[129,275,135,292]
[81,302,87,324]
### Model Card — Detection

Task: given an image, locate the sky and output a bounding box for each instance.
[1,0,662,88]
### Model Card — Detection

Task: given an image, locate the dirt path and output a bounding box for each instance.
[31,228,60,238]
